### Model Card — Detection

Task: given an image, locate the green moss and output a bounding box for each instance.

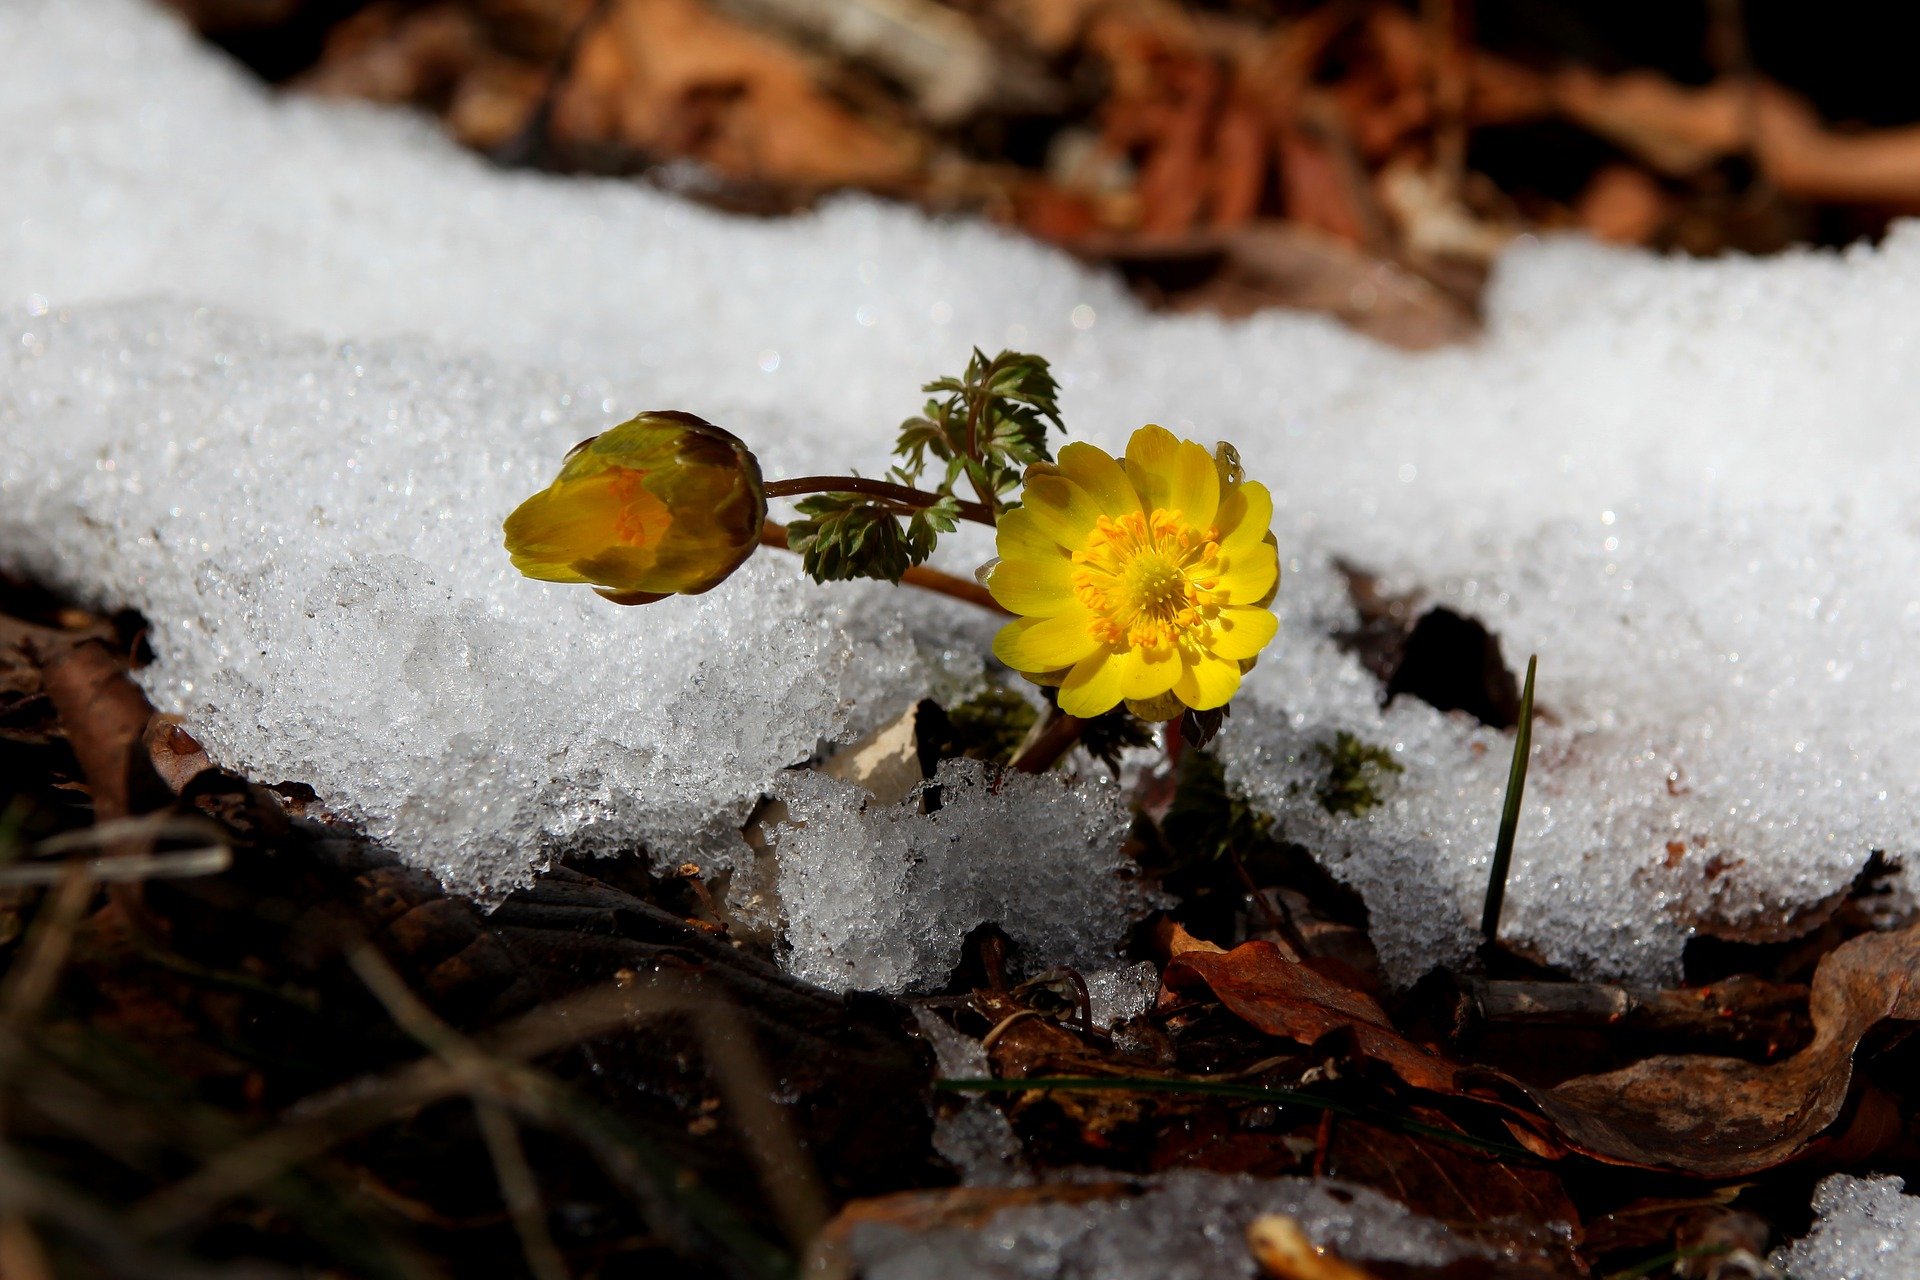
[1314,731,1403,817]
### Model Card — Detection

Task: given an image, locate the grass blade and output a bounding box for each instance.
[1480,654,1537,943]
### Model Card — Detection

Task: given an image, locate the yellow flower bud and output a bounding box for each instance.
[503,411,766,605]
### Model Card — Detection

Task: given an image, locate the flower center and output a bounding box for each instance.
[1071,508,1227,651]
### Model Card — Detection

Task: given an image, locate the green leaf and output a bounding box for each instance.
[892,348,1064,504]
[785,492,944,584]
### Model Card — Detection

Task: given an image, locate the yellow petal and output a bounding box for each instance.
[1174,654,1243,710]
[988,554,1077,617]
[1058,651,1125,718]
[1206,605,1279,660]
[1124,426,1219,526]
[1111,645,1183,701]
[1020,473,1104,547]
[1163,439,1221,528]
[993,608,1100,673]
[503,478,626,572]
[1056,442,1143,520]
[572,544,663,592]
[996,506,1068,561]
[1216,480,1274,548]
[1219,542,1278,605]
[1122,425,1179,506]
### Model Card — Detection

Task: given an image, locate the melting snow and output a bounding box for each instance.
[1775,1175,1920,1280]
[3,0,1917,985]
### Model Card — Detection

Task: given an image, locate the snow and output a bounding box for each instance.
[772,760,1151,992]
[836,1170,1482,1279]
[1775,1176,1920,1280]
[4,0,1919,984]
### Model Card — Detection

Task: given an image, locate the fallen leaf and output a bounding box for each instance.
[1522,923,1920,1176]
[1174,930,1920,1176]
[1164,941,1459,1094]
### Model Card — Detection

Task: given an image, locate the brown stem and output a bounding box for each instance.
[759,522,1008,615]
[763,476,995,526]
[1010,705,1085,773]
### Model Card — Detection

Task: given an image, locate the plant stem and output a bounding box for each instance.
[1010,704,1084,773]
[961,363,1001,518]
[1480,653,1537,944]
[763,476,995,526]
[758,522,1007,615]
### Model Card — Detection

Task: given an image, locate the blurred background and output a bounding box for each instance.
[166,0,1920,348]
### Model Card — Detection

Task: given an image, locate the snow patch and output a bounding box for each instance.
[3,0,1918,982]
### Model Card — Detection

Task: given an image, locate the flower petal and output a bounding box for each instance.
[503,479,627,580]
[1219,541,1278,605]
[993,608,1100,673]
[1110,645,1183,701]
[1175,654,1243,710]
[1058,651,1125,718]
[1163,438,1221,528]
[988,553,1077,616]
[1056,442,1143,520]
[1124,426,1218,527]
[995,505,1067,561]
[1216,480,1274,548]
[1019,473,1104,547]
[1206,605,1279,660]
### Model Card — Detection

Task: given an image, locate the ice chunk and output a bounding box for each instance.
[1774,1175,1920,1280]
[838,1170,1482,1279]
[772,760,1154,992]
[1084,962,1161,1029]
[2,0,1918,975]
[910,1007,1030,1187]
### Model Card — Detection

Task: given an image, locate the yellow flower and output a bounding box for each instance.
[504,411,766,605]
[986,425,1279,720]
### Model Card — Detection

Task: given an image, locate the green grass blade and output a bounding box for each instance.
[1480,654,1537,943]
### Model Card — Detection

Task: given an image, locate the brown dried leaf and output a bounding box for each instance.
[1165,941,1460,1094]
[554,0,922,189]
[1521,922,1920,1176]
[1323,1109,1582,1271]
[1174,930,1920,1176]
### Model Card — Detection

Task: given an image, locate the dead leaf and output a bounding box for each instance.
[1164,941,1459,1093]
[1523,923,1920,1176]
[555,0,923,189]
[1323,1109,1583,1271]
[1167,931,1920,1176]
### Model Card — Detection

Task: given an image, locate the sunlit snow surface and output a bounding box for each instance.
[3,0,1918,984]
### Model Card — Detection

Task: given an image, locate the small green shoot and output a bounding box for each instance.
[1480,653,1537,944]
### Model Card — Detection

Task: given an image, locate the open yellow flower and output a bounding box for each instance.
[986,425,1279,719]
[504,411,766,605]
